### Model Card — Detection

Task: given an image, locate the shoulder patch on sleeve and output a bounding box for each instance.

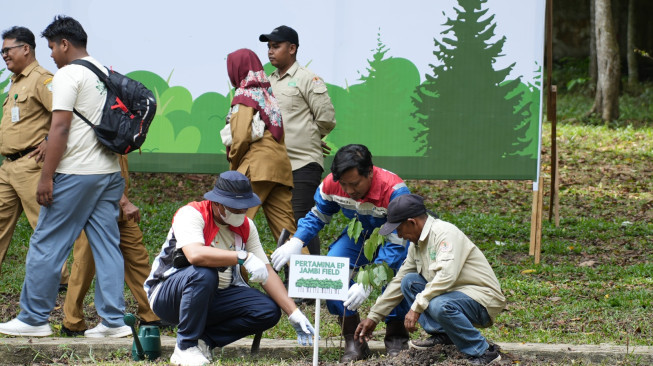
[439,241,452,252]
[44,77,53,92]
[312,77,327,93]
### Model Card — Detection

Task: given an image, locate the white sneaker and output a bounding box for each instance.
[0,318,52,337]
[197,339,213,361]
[170,344,210,366]
[84,323,132,338]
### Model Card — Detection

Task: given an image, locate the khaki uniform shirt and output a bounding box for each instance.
[0,61,52,156]
[368,216,506,324]
[228,105,293,187]
[269,61,336,171]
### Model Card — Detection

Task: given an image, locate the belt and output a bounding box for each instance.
[3,147,37,161]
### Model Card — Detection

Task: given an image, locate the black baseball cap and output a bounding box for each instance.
[259,25,299,46]
[379,194,427,236]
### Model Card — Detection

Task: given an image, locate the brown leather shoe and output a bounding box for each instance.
[384,320,409,356]
[339,315,371,362]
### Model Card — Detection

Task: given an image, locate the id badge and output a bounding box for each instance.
[11,106,19,122]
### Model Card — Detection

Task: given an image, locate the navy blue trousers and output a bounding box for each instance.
[151,266,281,350]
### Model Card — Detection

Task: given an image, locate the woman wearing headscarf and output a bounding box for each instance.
[224,48,297,243]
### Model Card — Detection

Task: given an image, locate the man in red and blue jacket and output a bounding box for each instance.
[271,144,411,362]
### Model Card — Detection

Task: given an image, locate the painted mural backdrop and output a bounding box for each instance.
[1,0,545,180]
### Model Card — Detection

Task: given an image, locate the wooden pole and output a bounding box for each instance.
[529,176,544,260]
[529,181,538,256]
[534,176,544,264]
[545,0,559,225]
[550,86,560,226]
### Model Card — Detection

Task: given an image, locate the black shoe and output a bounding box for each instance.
[408,332,454,350]
[293,298,316,306]
[58,284,68,293]
[60,325,85,337]
[467,344,501,365]
[140,319,176,330]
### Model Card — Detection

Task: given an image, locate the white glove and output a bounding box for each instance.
[288,309,316,346]
[343,283,372,311]
[243,253,269,284]
[270,237,304,271]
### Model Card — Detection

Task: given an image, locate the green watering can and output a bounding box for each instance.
[124,313,161,361]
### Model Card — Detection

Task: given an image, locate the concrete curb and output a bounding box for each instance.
[1,336,652,364]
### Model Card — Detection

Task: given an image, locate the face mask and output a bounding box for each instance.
[220,206,246,226]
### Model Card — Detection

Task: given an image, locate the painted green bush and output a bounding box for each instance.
[126,70,230,154]
[0,68,10,108]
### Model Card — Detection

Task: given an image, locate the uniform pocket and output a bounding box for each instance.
[15,94,31,119]
[281,87,302,112]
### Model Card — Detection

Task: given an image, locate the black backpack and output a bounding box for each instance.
[70,59,157,154]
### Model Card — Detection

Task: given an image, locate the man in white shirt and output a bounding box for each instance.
[145,171,315,366]
[0,15,129,338]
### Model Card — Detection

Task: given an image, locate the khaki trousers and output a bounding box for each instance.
[247,181,309,255]
[247,181,298,242]
[0,157,81,282]
[0,158,42,268]
[62,218,159,331]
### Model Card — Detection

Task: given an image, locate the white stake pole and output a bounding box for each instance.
[313,298,320,366]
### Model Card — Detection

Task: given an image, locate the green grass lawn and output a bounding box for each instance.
[0,86,651,364]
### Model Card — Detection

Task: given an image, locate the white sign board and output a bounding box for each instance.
[288,255,349,301]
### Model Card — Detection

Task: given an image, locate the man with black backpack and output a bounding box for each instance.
[0,16,130,337]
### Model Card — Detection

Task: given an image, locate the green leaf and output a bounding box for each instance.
[347,218,358,239]
[353,220,363,242]
[372,265,388,287]
[373,227,385,247]
[383,263,396,282]
[364,237,376,261]
[356,268,371,288]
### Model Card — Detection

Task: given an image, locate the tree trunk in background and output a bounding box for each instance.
[626,0,638,86]
[591,0,620,123]
[589,0,598,83]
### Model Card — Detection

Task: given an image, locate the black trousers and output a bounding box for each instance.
[291,163,323,255]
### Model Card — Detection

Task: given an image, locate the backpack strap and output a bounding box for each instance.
[69,59,114,130]
[70,59,115,94]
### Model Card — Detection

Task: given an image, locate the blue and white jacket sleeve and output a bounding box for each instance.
[373,186,411,269]
[293,183,341,245]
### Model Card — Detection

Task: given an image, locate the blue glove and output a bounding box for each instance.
[288,309,315,346]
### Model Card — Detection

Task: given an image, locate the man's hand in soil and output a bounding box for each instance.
[355,318,377,343]
[404,309,421,332]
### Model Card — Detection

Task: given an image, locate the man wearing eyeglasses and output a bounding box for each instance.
[0,16,127,338]
[0,26,53,271]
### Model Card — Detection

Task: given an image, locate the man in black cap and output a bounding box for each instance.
[355,194,506,366]
[144,171,315,366]
[259,25,336,257]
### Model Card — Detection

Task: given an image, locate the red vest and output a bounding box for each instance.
[175,200,250,245]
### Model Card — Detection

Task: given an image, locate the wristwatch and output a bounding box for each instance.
[237,250,248,265]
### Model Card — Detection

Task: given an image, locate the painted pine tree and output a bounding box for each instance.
[328,31,425,157]
[413,0,531,175]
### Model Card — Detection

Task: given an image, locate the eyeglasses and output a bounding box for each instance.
[1,44,25,56]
